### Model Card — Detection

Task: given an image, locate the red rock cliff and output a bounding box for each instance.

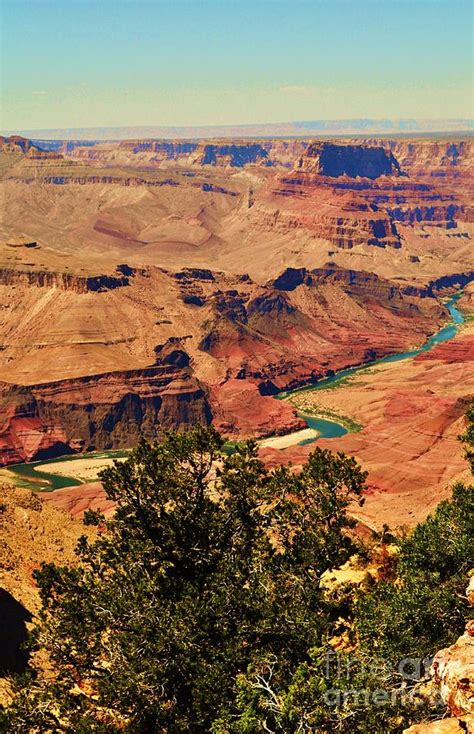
[0,344,211,465]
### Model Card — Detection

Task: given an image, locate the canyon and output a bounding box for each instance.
[0,133,473,528]
[261,314,474,528]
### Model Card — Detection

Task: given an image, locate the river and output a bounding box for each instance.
[278,291,465,444]
[5,293,465,490]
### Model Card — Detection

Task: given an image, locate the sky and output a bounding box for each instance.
[1,0,473,131]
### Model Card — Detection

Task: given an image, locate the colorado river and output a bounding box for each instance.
[4,450,129,492]
[4,293,465,489]
[278,291,465,444]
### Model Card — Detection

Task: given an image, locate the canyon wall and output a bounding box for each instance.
[60,137,473,176]
[0,257,449,464]
[0,267,132,293]
[1,135,472,470]
[62,138,309,168]
[0,343,211,464]
[246,140,473,253]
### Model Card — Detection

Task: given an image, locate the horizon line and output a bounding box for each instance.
[3,117,473,142]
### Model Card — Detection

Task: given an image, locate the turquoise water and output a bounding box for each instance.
[298,415,349,445]
[281,292,465,444]
[7,450,129,492]
[6,293,465,484]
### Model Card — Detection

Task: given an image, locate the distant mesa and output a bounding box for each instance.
[0,134,37,154]
[0,134,62,159]
[296,142,403,179]
[190,142,270,168]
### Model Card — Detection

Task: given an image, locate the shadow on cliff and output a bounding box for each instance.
[0,588,32,674]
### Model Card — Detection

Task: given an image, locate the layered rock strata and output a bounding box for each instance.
[0,344,211,464]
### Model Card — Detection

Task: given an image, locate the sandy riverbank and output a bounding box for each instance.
[35,456,127,483]
[259,427,319,449]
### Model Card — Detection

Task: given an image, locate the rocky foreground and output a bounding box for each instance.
[403,578,474,732]
[1,481,472,730]
[0,483,92,694]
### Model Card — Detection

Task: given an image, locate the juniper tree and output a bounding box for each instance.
[1,426,366,733]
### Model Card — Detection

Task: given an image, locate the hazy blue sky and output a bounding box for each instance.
[1,0,472,130]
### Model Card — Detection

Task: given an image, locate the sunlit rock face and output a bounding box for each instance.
[404,719,474,733]
[404,578,474,734]
[430,620,474,718]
